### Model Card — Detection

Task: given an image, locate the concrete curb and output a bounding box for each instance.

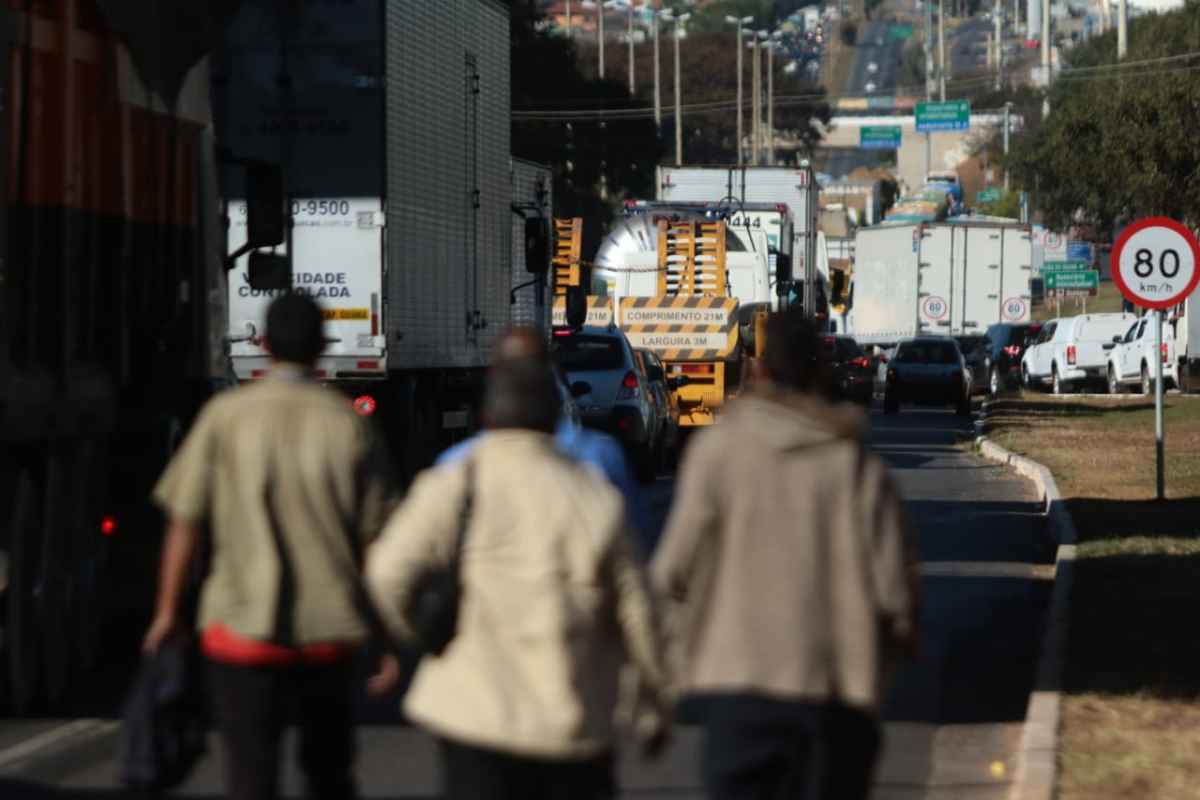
[974,401,1076,800]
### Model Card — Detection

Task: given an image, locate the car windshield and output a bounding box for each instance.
[896,341,959,364]
[553,335,625,371]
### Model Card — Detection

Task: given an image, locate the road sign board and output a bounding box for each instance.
[1067,241,1093,262]
[1111,217,1200,310]
[1045,270,1098,290]
[977,187,1001,203]
[890,23,914,39]
[915,100,970,132]
[1042,260,1089,274]
[860,125,901,150]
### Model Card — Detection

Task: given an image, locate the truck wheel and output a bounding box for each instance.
[1021,365,1032,391]
[5,469,42,715]
[1179,362,1190,394]
[989,365,1001,397]
[1108,367,1123,395]
[1052,366,1067,395]
[1141,364,1152,396]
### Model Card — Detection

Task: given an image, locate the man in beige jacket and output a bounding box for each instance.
[653,307,920,800]
[366,356,669,799]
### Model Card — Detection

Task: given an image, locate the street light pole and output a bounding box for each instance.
[749,38,761,164]
[1003,101,1011,190]
[626,1,635,95]
[767,38,777,166]
[673,13,691,166]
[725,15,753,166]
[938,0,947,101]
[1118,0,1128,57]
[652,6,662,127]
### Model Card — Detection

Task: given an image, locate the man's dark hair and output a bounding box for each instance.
[483,357,561,433]
[763,307,825,392]
[265,292,325,366]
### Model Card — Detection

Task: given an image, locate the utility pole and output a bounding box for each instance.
[749,36,761,164]
[725,15,753,165]
[994,0,1003,89]
[1003,101,1012,190]
[652,7,662,126]
[925,0,934,179]
[1118,0,1128,57]
[626,2,635,95]
[1041,0,1050,82]
[672,13,691,166]
[938,0,947,101]
[767,39,776,166]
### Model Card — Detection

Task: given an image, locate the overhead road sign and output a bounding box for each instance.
[860,125,901,150]
[915,100,971,132]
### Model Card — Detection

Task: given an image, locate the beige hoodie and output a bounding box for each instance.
[652,391,919,713]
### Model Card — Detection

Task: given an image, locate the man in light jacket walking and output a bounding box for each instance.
[366,356,670,800]
[653,307,920,800]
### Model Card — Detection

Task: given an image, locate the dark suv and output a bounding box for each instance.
[820,335,874,405]
[983,322,1042,395]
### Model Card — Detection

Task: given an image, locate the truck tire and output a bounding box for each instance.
[1179,361,1190,394]
[5,469,42,715]
[1021,365,1032,391]
[989,365,1001,397]
[1142,363,1152,396]
[1052,366,1067,395]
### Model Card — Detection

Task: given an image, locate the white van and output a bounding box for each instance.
[1021,313,1137,393]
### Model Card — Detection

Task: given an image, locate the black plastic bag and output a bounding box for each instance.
[118,637,208,791]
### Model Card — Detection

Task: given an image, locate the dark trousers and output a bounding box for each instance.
[438,737,615,800]
[206,658,357,800]
[700,695,881,800]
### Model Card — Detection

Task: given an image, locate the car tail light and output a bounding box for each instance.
[1162,343,1169,363]
[1003,345,1021,357]
[100,515,118,537]
[851,357,871,369]
[353,395,377,417]
[617,371,639,400]
[1067,345,1077,365]
[680,364,711,374]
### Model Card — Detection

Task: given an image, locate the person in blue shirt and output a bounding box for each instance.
[434,328,654,554]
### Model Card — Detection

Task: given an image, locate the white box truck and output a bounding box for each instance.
[655,165,824,317]
[217,0,519,479]
[848,220,1033,345]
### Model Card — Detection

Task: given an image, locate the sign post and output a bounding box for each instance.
[1111,217,1200,500]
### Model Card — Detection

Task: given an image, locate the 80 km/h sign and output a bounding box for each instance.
[1112,217,1200,310]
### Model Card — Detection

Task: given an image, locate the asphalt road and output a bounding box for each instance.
[0,402,1052,799]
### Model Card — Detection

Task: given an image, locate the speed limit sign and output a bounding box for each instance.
[1111,217,1200,310]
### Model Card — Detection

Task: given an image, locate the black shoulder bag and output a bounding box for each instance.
[404,459,475,657]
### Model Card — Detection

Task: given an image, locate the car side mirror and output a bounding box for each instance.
[246,162,286,249]
[570,381,592,398]
[247,252,291,291]
[524,217,550,275]
[1113,335,1123,343]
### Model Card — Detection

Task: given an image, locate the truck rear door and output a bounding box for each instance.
[917,225,953,336]
[953,226,1003,335]
[227,197,387,380]
[1000,227,1034,324]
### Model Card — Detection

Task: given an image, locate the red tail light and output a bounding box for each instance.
[353,395,377,417]
[1067,345,1077,365]
[1162,343,1169,363]
[617,371,639,400]
[100,515,118,537]
[1003,345,1021,357]
[851,357,871,369]
[680,364,711,374]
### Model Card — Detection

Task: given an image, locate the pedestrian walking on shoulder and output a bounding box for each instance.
[143,292,400,800]
[653,307,921,800]
[366,355,670,800]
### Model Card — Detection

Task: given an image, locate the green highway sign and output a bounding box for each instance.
[977,187,1001,203]
[860,125,902,150]
[1043,261,1089,276]
[1045,270,1099,290]
[915,99,971,132]
[889,24,914,39]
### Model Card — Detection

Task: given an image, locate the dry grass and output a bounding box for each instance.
[987,394,1200,799]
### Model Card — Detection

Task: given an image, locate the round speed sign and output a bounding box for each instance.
[1111,217,1200,310]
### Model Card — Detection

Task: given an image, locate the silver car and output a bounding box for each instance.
[552,326,662,481]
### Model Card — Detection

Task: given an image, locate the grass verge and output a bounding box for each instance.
[987,393,1200,799]
[1034,279,1127,321]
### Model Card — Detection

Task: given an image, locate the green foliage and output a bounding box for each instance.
[1004,0,1200,229]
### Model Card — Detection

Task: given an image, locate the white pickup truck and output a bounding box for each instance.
[1022,313,1137,394]
[1107,314,1177,394]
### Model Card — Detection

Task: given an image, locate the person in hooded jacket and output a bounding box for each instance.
[652,306,921,800]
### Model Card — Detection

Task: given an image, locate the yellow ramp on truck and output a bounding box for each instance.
[619,220,741,427]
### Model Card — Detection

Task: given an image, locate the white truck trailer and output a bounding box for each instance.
[218,0,524,479]
[848,220,1033,346]
[654,165,824,318]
